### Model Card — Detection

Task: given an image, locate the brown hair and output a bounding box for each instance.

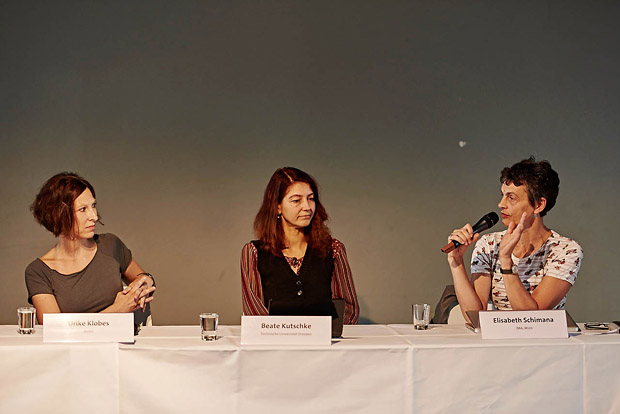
[254,167,332,256]
[31,172,100,237]
[500,157,559,217]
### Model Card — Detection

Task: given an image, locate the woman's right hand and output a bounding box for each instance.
[446,224,480,263]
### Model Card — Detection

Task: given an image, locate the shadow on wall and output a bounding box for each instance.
[356,297,377,325]
[358,317,377,325]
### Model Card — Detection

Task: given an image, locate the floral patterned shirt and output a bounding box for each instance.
[470,230,583,310]
[284,256,303,275]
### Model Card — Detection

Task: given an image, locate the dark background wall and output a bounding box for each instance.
[1,1,618,325]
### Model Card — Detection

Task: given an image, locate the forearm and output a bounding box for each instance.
[241,284,268,315]
[332,266,359,324]
[448,256,483,313]
[501,274,539,309]
[331,241,359,324]
[100,302,123,313]
[445,226,487,318]
[343,296,359,325]
[123,260,151,285]
[499,256,539,310]
[31,294,61,324]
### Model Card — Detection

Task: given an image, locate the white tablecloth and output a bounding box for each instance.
[1,324,618,414]
[0,328,118,414]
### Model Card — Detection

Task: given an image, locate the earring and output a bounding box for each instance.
[533,213,537,218]
[277,214,281,219]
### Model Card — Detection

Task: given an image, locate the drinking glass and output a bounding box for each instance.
[17,307,36,334]
[200,313,218,341]
[413,304,430,330]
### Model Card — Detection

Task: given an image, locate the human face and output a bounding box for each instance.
[497,182,535,227]
[278,182,315,231]
[73,188,98,239]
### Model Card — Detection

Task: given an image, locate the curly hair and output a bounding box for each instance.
[500,157,559,217]
[31,172,100,237]
[254,167,332,257]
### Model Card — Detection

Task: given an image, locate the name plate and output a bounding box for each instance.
[43,313,134,343]
[479,310,568,340]
[241,316,331,346]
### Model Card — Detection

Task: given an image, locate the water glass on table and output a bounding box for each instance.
[413,304,430,330]
[17,307,36,334]
[200,313,219,341]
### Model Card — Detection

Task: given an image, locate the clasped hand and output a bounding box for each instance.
[113,276,156,313]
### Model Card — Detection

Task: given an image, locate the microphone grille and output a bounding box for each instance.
[485,212,499,226]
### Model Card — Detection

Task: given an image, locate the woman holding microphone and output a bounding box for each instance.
[446,158,582,319]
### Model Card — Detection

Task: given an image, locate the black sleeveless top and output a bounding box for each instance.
[252,240,334,308]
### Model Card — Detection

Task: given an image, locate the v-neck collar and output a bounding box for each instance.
[282,248,311,278]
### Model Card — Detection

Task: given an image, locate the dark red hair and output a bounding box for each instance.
[254,167,332,256]
[31,172,100,237]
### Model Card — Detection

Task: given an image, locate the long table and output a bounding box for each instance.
[1,324,618,413]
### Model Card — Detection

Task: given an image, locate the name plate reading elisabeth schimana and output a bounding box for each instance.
[43,313,134,343]
[241,315,331,346]
[479,310,568,340]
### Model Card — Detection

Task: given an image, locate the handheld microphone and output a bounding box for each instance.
[441,212,499,253]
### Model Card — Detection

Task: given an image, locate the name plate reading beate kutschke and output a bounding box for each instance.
[43,313,134,343]
[241,315,331,346]
[479,310,568,340]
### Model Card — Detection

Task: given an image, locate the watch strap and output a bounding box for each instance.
[500,265,518,275]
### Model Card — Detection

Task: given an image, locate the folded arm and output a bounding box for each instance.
[31,258,155,324]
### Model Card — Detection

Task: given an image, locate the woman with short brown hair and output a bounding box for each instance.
[25,172,155,324]
[447,158,583,318]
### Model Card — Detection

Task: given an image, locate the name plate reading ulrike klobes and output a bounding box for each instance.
[43,313,134,343]
[241,316,331,346]
[479,310,568,340]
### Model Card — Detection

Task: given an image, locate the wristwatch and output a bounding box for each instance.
[500,264,518,275]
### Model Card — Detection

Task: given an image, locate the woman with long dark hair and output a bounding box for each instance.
[241,167,359,324]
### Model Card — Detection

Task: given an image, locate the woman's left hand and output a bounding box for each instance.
[498,212,527,260]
